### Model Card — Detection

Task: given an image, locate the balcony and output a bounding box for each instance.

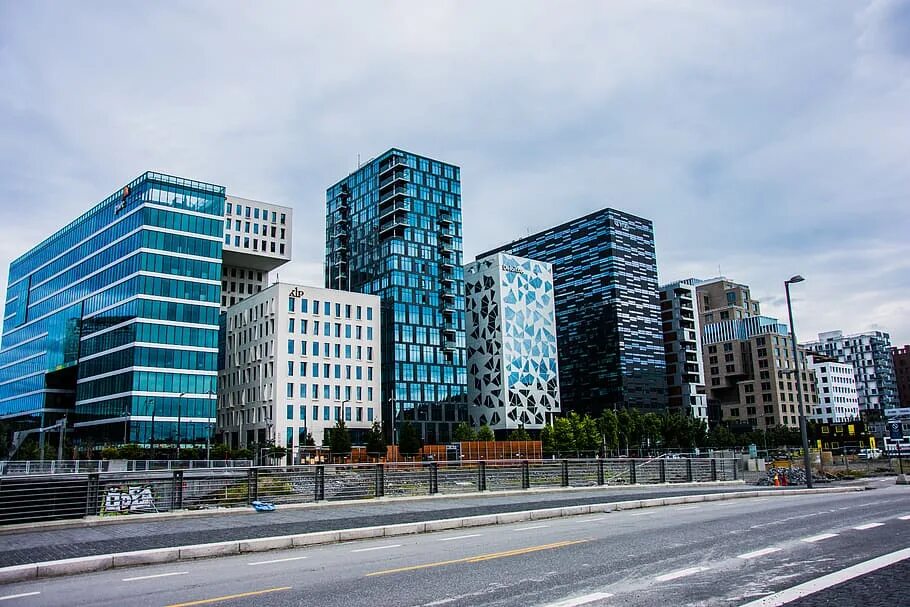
[440,272,454,285]
[379,217,408,239]
[379,199,409,221]
[442,338,457,351]
[332,256,347,268]
[439,230,454,242]
[437,213,453,227]
[378,155,406,177]
[379,170,408,191]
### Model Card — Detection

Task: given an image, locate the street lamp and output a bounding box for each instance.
[121,407,130,445]
[177,392,186,460]
[147,398,156,459]
[206,387,216,463]
[785,275,813,489]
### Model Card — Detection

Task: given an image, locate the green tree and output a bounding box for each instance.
[211,443,232,460]
[330,419,352,456]
[233,447,253,460]
[303,432,316,447]
[453,422,477,442]
[119,443,142,460]
[398,421,421,458]
[569,413,599,455]
[708,425,736,449]
[477,424,495,442]
[541,424,556,457]
[508,425,531,441]
[641,412,663,450]
[553,417,576,456]
[598,410,619,454]
[100,446,120,460]
[365,422,386,457]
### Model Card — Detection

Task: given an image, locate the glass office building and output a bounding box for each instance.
[325,148,467,443]
[0,172,224,446]
[479,208,667,414]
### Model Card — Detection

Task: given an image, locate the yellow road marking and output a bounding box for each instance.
[164,586,292,607]
[365,539,588,577]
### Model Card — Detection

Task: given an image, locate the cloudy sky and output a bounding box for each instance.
[0,1,908,346]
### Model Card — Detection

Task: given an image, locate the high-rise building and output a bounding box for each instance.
[218,283,381,458]
[892,345,910,407]
[0,172,226,447]
[220,197,292,310]
[464,253,560,435]
[479,208,665,414]
[806,353,859,424]
[324,149,467,443]
[696,278,818,429]
[802,330,898,413]
[658,280,707,421]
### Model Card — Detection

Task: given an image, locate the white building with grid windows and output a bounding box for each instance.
[807,353,859,424]
[218,283,380,458]
[220,196,292,310]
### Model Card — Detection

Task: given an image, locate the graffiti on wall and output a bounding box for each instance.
[102,484,157,514]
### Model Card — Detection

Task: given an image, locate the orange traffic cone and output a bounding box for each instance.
[773,473,780,487]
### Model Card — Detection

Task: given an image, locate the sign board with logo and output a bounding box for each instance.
[289,288,305,298]
[888,421,904,441]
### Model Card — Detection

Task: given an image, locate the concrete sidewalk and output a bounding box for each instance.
[0,481,835,569]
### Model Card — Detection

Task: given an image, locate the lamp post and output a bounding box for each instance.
[389,397,396,445]
[177,392,186,460]
[121,407,130,445]
[206,387,216,462]
[147,398,156,459]
[785,275,813,488]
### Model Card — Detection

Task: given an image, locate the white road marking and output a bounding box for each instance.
[543,592,615,606]
[899,515,910,520]
[351,544,401,553]
[801,533,838,543]
[655,566,710,582]
[675,506,699,510]
[248,555,309,566]
[738,547,910,607]
[438,534,482,542]
[630,511,655,516]
[737,547,783,560]
[122,571,188,581]
[514,525,549,532]
[853,523,885,530]
[585,517,607,522]
[0,592,40,602]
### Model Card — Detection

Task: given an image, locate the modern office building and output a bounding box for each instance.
[802,330,899,413]
[479,208,666,414]
[658,280,707,421]
[464,253,560,435]
[892,345,910,408]
[0,172,226,447]
[220,196,292,310]
[324,149,467,443]
[218,283,380,457]
[806,353,859,424]
[696,278,818,429]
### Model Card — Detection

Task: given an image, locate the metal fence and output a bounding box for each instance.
[0,460,252,476]
[0,457,737,525]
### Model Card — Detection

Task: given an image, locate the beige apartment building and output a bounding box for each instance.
[695,278,818,430]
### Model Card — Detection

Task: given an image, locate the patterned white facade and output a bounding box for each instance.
[807,353,859,423]
[465,253,560,433]
[218,283,381,458]
[220,196,293,310]
[659,280,707,422]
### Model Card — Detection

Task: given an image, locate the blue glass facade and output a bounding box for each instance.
[325,149,467,443]
[479,209,667,414]
[0,172,224,446]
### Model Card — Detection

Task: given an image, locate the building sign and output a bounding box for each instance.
[289,287,306,298]
[501,264,525,275]
[889,421,904,440]
[114,186,130,214]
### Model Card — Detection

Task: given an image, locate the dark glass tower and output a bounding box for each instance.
[325,149,467,443]
[479,208,666,414]
[0,172,224,447]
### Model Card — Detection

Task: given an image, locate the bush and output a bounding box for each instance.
[100,446,121,460]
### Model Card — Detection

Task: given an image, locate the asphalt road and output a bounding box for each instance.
[1,481,908,606]
[0,482,766,567]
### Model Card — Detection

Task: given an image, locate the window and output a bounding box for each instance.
[287,404,293,420]
[287,361,294,376]
[287,340,294,354]
[286,383,294,398]
[367,307,373,320]
[288,318,295,333]
[288,297,295,312]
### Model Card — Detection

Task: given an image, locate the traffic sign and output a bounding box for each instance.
[888,421,903,440]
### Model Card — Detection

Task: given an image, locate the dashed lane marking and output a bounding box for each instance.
[801,533,838,543]
[438,534,482,542]
[351,544,401,553]
[655,566,710,582]
[543,592,615,606]
[514,525,550,532]
[853,523,885,530]
[248,556,309,566]
[737,547,783,560]
[123,571,188,581]
[0,592,40,602]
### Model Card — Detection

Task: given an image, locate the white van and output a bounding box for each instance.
[858,448,882,459]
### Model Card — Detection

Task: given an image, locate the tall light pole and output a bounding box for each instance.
[177,392,186,460]
[207,386,216,462]
[147,398,156,459]
[121,407,130,445]
[785,275,813,489]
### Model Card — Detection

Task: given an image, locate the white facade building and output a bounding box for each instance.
[218,283,381,457]
[220,196,293,310]
[807,354,859,424]
[803,330,898,412]
[464,253,560,434]
[659,280,708,422]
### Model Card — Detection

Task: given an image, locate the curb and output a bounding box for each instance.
[0,486,863,584]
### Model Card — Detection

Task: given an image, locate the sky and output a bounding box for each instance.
[0,0,908,346]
